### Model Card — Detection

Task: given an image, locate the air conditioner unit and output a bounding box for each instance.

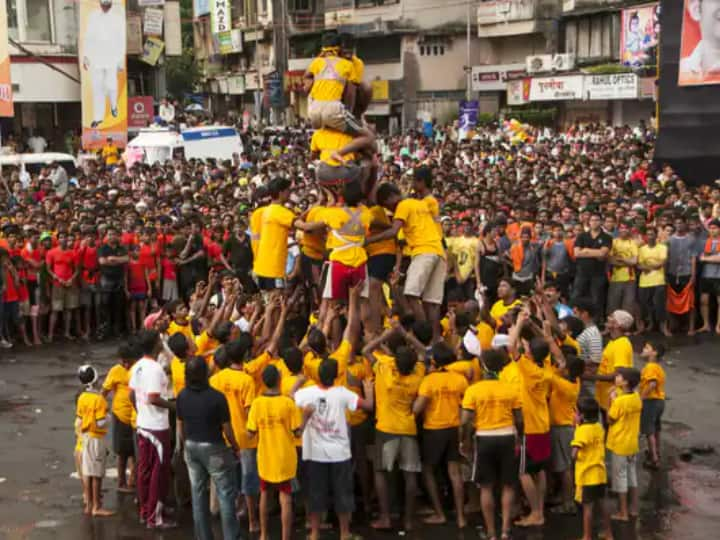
[526,54,553,74]
[552,53,576,71]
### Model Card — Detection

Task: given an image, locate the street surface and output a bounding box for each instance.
[0,336,719,540]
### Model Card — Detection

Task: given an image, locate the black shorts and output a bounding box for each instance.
[368,254,396,281]
[300,253,323,284]
[472,435,518,486]
[257,276,285,291]
[581,483,607,504]
[350,417,374,459]
[422,427,461,466]
[641,399,665,435]
[112,414,135,458]
[701,277,720,297]
[305,459,355,514]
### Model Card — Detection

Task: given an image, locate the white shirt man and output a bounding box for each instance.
[159,101,175,124]
[27,135,47,154]
[83,0,126,127]
[129,355,169,432]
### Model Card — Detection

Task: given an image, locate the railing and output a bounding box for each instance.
[288,12,324,33]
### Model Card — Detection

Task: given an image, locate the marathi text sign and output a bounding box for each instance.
[529,75,584,101]
[471,63,527,92]
[143,7,164,36]
[210,0,230,34]
[584,73,638,100]
[79,0,127,149]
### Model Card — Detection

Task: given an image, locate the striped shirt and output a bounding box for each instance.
[577,324,603,365]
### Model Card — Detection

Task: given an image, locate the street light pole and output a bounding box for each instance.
[466,0,472,101]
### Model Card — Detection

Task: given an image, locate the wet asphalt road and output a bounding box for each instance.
[1,336,719,540]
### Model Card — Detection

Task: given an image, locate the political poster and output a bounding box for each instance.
[79,0,127,150]
[128,96,154,128]
[620,3,659,67]
[679,0,720,86]
[0,0,14,117]
[141,37,165,65]
[458,100,478,140]
[507,78,530,105]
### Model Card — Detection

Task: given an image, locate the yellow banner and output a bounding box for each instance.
[371,79,389,102]
[79,0,128,150]
[0,0,13,117]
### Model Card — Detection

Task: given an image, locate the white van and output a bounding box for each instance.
[0,152,78,175]
[181,126,243,161]
[126,125,243,165]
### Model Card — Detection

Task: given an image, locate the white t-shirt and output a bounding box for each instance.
[129,356,170,430]
[295,385,358,463]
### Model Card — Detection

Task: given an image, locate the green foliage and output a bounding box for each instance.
[502,108,557,126]
[166,47,202,99]
[583,63,634,74]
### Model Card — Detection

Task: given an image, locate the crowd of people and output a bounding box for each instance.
[4,32,716,540]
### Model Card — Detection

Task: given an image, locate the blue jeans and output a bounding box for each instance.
[184,441,240,540]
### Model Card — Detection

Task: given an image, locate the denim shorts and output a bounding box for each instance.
[237,448,260,496]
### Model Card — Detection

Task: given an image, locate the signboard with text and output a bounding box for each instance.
[128,96,154,127]
[471,63,527,92]
[585,73,638,100]
[529,75,584,101]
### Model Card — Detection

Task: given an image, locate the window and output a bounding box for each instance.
[324,0,352,9]
[289,0,311,11]
[356,0,399,8]
[7,0,53,43]
[418,38,447,57]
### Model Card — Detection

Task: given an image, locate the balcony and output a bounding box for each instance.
[477,0,555,37]
[288,12,325,34]
[562,0,624,13]
[324,0,401,31]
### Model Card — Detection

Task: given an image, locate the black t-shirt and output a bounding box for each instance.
[574,230,612,275]
[223,234,253,273]
[98,243,128,283]
[176,385,230,444]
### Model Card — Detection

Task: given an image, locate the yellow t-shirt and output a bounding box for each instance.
[596,336,634,410]
[247,394,300,483]
[640,362,666,400]
[499,360,522,388]
[418,370,469,429]
[477,321,495,351]
[195,331,220,368]
[447,236,479,282]
[170,356,186,398]
[168,320,195,344]
[610,238,639,283]
[462,379,521,431]
[280,374,314,446]
[303,340,353,387]
[101,144,120,166]
[490,298,522,326]
[310,128,355,166]
[249,206,267,258]
[254,203,295,279]
[210,367,257,449]
[549,375,580,427]
[374,353,424,435]
[517,355,552,435]
[446,360,474,382]
[393,198,444,257]
[76,390,109,438]
[299,206,326,260]
[102,364,133,425]
[320,206,372,268]
[367,205,397,257]
[308,54,355,101]
[606,392,642,456]
[244,352,291,395]
[345,357,373,426]
[350,55,364,83]
[571,422,607,502]
[638,243,667,288]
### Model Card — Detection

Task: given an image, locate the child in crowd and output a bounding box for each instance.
[161,246,179,303]
[571,397,613,540]
[247,365,305,540]
[640,341,666,469]
[607,367,642,522]
[126,244,150,334]
[75,364,114,517]
[102,343,139,492]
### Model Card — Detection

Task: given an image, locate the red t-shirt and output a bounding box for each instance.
[77,245,99,284]
[161,257,177,281]
[128,260,148,293]
[139,243,158,281]
[17,268,29,302]
[205,240,223,268]
[21,246,42,282]
[46,247,76,285]
[121,232,138,246]
[3,269,19,302]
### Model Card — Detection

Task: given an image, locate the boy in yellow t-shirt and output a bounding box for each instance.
[101,344,139,493]
[247,365,306,540]
[607,221,639,314]
[571,397,613,540]
[76,364,114,517]
[639,341,666,469]
[607,367,642,522]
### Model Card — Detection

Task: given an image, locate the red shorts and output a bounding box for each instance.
[322,261,369,301]
[260,479,292,494]
[521,432,551,474]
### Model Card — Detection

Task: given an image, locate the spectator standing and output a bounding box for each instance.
[573,214,612,321]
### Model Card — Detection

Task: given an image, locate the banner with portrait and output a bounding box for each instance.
[620,3,659,67]
[79,0,128,150]
[0,0,13,117]
[679,0,720,86]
